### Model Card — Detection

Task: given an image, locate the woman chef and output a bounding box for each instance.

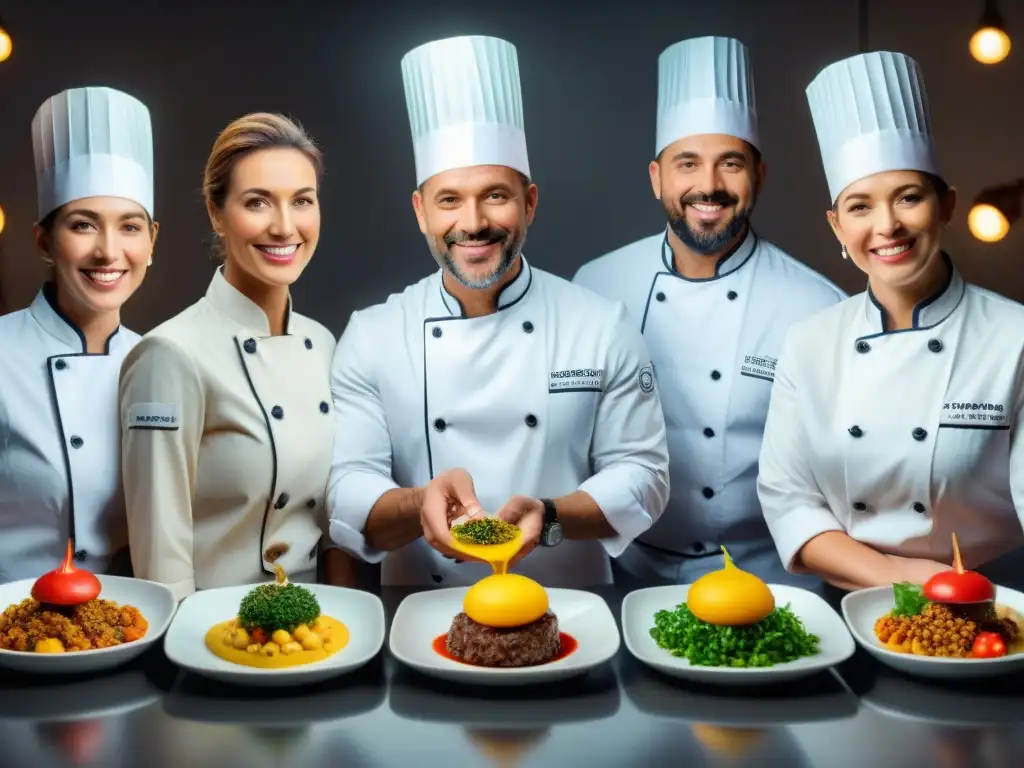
[0,87,157,583]
[757,51,1024,592]
[120,113,352,601]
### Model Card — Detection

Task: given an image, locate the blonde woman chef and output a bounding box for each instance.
[119,113,345,601]
[0,87,156,582]
[757,51,1024,591]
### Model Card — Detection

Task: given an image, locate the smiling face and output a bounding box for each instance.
[34,196,157,318]
[411,165,538,290]
[650,133,764,255]
[208,147,320,290]
[827,170,956,293]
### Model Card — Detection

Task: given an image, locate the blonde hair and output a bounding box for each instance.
[203,113,323,257]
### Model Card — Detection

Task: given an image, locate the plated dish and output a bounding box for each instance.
[842,534,1024,679]
[0,543,176,674]
[622,550,854,684]
[389,583,619,686]
[164,576,384,687]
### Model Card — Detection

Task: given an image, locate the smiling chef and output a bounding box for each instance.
[0,87,157,583]
[326,34,670,588]
[758,51,1024,591]
[573,37,845,589]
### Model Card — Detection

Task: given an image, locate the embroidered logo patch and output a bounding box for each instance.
[127,402,180,430]
[940,400,1010,429]
[638,364,655,394]
[549,368,604,393]
[740,353,777,382]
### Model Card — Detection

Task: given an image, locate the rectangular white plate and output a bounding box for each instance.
[388,587,619,686]
[622,584,855,685]
[164,583,384,687]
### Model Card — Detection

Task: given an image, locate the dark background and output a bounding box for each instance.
[0,0,1021,333]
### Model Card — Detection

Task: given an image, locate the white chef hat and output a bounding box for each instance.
[32,86,154,221]
[656,36,759,158]
[401,35,530,187]
[806,51,941,203]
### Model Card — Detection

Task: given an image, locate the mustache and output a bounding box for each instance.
[444,227,509,247]
[679,190,738,208]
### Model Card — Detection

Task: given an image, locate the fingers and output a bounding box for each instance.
[446,468,483,511]
[495,494,532,524]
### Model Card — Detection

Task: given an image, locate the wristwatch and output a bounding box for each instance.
[538,498,563,547]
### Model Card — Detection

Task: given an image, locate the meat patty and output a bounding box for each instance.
[446,612,560,667]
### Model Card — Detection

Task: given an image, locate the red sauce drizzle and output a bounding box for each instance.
[432,632,578,665]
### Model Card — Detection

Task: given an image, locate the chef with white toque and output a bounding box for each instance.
[574,36,845,588]
[0,86,158,582]
[327,34,670,588]
[758,51,1024,591]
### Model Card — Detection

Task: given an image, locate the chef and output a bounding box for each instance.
[573,36,845,588]
[758,51,1024,591]
[119,112,344,601]
[327,34,670,588]
[0,87,157,583]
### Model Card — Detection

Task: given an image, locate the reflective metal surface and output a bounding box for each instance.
[0,587,1021,767]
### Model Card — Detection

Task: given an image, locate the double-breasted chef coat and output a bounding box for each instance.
[119,268,336,601]
[327,256,671,587]
[758,257,1024,582]
[0,284,138,583]
[573,228,846,587]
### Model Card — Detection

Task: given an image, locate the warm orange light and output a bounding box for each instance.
[0,28,11,63]
[968,203,1010,242]
[970,26,1011,64]
[0,205,6,235]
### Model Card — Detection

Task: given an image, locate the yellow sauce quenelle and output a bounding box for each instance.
[463,573,549,627]
[204,615,349,669]
[686,546,775,626]
[203,564,350,669]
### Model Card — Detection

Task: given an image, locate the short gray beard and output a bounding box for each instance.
[427,232,525,290]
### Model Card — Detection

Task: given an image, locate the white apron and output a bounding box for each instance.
[574,229,845,586]
[0,286,138,582]
[758,258,1024,580]
[328,256,670,587]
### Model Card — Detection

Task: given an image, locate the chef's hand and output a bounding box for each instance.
[496,495,545,569]
[421,468,486,560]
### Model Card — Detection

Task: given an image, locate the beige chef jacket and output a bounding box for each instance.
[119,268,336,601]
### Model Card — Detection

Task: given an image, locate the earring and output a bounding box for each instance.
[841,245,849,260]
[147,257,153,266]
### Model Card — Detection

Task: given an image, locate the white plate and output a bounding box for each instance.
[841,584,1024,680]
[388,588,619,686]
[164,584,384,687]
[622,584,855,685]
[0,575,176,675]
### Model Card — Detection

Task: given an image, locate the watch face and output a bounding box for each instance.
[542,523,564,547]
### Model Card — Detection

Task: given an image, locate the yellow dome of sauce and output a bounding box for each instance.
[463,573,549,628]
[686,546,775,626]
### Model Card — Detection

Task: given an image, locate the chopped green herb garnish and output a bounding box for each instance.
[649,603,820,667]
[451,517,519,545]
[238,582,320,633]
[891,581,929,617]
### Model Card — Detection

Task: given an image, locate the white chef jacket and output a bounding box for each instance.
[119,268,336,601]
[573,229,846,586]
[327,256,670,587]
[0,285,138,583]
[758,258,1024,576]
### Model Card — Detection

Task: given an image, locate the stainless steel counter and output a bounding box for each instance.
[1,587,1021,768]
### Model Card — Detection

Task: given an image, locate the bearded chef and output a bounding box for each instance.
[757,51,1024,591]
[326,34,670,588]
[573,36,845,588]
[0,87,157,582]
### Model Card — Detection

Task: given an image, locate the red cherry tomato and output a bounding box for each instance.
[971,631,1007,659]
[30,541,101,606]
